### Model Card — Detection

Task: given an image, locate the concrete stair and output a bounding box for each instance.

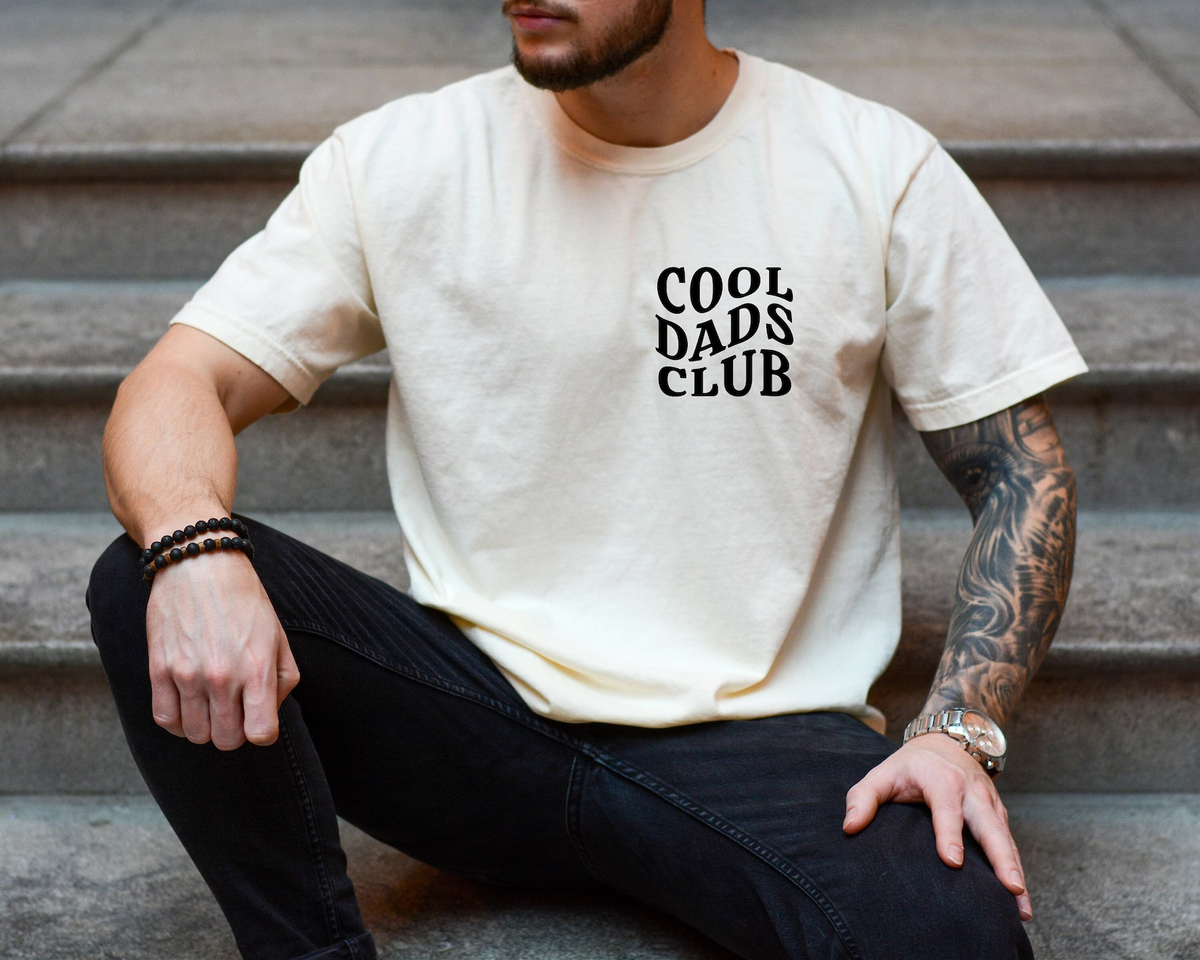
[3,793,1198,960]
[4,0,1200,956]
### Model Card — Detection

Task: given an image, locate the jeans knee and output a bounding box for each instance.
[907,855,1033,960]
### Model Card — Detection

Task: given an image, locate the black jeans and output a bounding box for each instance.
[88,518,1031,960]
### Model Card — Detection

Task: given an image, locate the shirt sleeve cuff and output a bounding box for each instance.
[900,347,1089,432]
[169,303,324,406]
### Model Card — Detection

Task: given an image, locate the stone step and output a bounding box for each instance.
[3,141,1199,282]
[1,510,1197,793]
[0,792,1196,960]
[8,0,1200,149]
[4,275,1199,373]
[3,277,1200,511]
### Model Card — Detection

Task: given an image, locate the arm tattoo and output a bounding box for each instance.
[919,395,1077,726]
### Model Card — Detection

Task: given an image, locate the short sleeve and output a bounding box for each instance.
[880,144,1087,431]
[169,134,385,405]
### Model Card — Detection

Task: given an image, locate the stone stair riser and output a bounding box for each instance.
[3,667,1194,794]
[3,398,1198,511]
[983,179,1200,276]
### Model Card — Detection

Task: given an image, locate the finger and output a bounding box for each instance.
[1009,832,1033,919]
[206,669,247,752]
[964,793,1026,895]
[844,770,890,834]
[243,648,281,747]
[178,684,213,745]
[148,660,184,737]
[276,633,300,706]
[926,782,967,868]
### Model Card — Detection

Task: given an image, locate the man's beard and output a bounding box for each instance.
[510,0,674,92]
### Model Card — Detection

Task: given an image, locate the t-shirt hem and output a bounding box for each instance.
[170,303,323,405]
[902,348,1088,432]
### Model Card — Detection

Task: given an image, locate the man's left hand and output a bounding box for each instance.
[842,733,1032,920]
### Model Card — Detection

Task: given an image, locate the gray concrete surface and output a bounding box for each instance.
[4,0,1200,148]
[1104,0,1200,115]
[712,0,1200,142]
[1011,793,1200,959]
[1046,275,1200,365]
[0,0,178,144]
[0,793,1196,960]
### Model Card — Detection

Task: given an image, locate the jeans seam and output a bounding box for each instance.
[564,755,606,885]
[581,750,865,960]
[278,708,345,946]
[293,931,375,960]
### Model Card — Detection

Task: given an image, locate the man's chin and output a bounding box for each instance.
[512,48,592,92]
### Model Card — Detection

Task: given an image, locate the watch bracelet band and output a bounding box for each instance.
[902,708,966,743]
[902,708,1005,776]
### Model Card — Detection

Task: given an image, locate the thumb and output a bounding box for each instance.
[844,769,893,835]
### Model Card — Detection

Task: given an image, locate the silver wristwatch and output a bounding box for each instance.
[902,708,1007,777]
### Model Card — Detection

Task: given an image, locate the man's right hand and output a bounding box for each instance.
[145,549,299,750]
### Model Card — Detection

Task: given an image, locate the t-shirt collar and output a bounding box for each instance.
[523,49,766,175]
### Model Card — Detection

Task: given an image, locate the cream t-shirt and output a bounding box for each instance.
[171,52,1086,731]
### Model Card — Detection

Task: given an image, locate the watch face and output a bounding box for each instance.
[962,710,1007,758]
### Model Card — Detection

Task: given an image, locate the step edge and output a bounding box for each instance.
[0,363,1185,402]
[3,637,1196,676]
[0,365,391,402]
[3,140,1200,183]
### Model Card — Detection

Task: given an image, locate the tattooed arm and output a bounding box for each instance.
[844,395,1077,922]
[919,395,1076,723]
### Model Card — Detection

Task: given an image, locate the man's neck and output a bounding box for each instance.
[553,11,738,148]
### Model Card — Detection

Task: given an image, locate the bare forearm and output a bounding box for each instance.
[103,364,238,546]
[920,397,1077,725]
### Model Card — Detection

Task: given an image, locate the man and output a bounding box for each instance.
[89,1,1085,957]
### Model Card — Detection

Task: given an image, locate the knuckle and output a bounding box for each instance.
[205,668,233,692]
[173,667,201,691]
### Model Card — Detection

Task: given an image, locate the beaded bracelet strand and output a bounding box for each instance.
[142,536,254,582]
[140,517,253,582]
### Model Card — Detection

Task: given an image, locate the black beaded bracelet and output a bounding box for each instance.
[140,517,253,582]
